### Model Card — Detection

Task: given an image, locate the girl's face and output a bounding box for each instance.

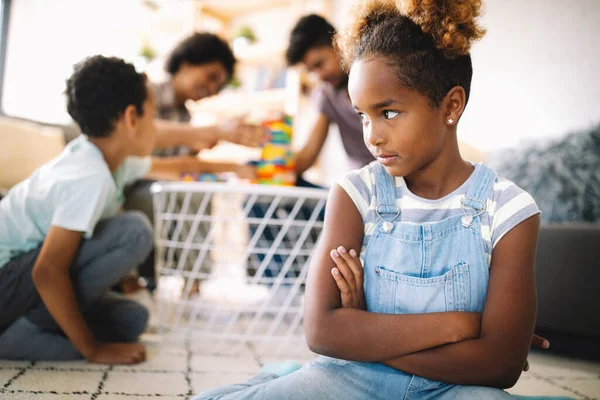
[348,58,448,177]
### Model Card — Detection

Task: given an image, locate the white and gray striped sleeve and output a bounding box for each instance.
[337,166,374,222]
[490,179,541,248]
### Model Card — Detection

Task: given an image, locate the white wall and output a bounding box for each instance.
[332,0,600,152]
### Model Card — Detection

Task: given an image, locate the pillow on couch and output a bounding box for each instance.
[491,123,600,223]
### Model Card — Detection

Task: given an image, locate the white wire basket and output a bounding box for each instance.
[151,181,328,356]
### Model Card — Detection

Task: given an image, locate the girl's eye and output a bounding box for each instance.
[383,110,400,119]
[358,112,369,123]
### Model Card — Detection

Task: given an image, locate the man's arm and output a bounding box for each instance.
[32,227,146,364]
[382,215,541,389]
[295,113,330,176]
[304,185,481,362]
[147,156,255,181]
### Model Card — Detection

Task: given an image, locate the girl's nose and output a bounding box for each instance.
[366,125,386,147]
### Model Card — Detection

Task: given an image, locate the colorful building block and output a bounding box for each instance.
[255,115,296,186]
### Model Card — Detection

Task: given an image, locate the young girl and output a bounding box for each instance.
[193,0,541,398]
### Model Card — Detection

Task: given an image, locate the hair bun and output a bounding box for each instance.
[402,0,486,58]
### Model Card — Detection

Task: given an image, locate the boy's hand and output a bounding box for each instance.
[235,164,257,180]
[219,116,270,148]
[330,246,366,310]
[86,343,147,365]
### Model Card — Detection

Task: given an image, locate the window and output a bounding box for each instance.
[0,0,196,124]
[0,0,11,113]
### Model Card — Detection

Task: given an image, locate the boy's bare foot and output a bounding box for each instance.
[121,276,146,295]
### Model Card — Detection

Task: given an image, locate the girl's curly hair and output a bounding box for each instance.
[336,0,486,106]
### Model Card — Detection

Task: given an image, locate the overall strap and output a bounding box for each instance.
[373,162,399,216]
[463,163,497,212]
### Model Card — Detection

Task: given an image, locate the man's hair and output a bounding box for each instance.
[166,32,236,79]
[66,55,147,138]
[286,14,336,66]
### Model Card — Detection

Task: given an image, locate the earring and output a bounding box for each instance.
[447,118,454,125]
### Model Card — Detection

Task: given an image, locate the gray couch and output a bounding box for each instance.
[534,224,600,358]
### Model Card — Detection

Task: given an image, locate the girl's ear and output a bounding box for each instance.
[123,104,139,133]
[443,86,466,126]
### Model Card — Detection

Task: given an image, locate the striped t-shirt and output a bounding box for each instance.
[338,162,541,265]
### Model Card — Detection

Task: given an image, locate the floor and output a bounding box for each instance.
[1,336,598,400]
[0,291,598,400]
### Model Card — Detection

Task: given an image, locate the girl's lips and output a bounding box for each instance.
[377,155,398,165]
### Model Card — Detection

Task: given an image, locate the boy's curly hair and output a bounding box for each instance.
[286,14,337,66]
[66,55,147,138]
[336,0,486,106]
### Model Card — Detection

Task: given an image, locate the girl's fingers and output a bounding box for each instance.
[330,249,357,291]
[531,334,550,349]
[331,268,352,306]
[337,246,363,286]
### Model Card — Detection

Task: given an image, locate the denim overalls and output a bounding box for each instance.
[194,163,513,399]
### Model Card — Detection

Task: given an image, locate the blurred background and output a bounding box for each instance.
[1,0,598,186]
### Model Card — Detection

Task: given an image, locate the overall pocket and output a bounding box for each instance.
[374,263,470,314]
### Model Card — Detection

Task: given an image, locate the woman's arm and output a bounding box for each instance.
[381,215,541,388]
[304,185,481,361]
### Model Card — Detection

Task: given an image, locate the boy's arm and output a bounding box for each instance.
[32,227,146,364]
[304,185,481,362]
[295,113,330,176]
[381,215,540,389]
[154,120,218,151]
[146,156,255,181]
[155,118,268,151]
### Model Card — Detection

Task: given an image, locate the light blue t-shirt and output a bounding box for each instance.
[0,135,151,269]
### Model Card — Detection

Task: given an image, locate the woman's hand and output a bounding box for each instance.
[330,246,366,310]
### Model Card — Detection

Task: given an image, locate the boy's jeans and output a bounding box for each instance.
[0,211,152,360]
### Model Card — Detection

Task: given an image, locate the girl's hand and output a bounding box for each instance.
[330,246,366,310]
[523,334,550,371]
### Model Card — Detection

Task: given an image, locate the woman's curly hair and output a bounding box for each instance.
[336,0,486,106]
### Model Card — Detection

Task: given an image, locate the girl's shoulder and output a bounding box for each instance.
[336,162,379,221]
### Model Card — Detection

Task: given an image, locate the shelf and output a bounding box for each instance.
[197,0,294,21]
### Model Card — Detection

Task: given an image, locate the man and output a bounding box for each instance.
[286,14,374,180]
